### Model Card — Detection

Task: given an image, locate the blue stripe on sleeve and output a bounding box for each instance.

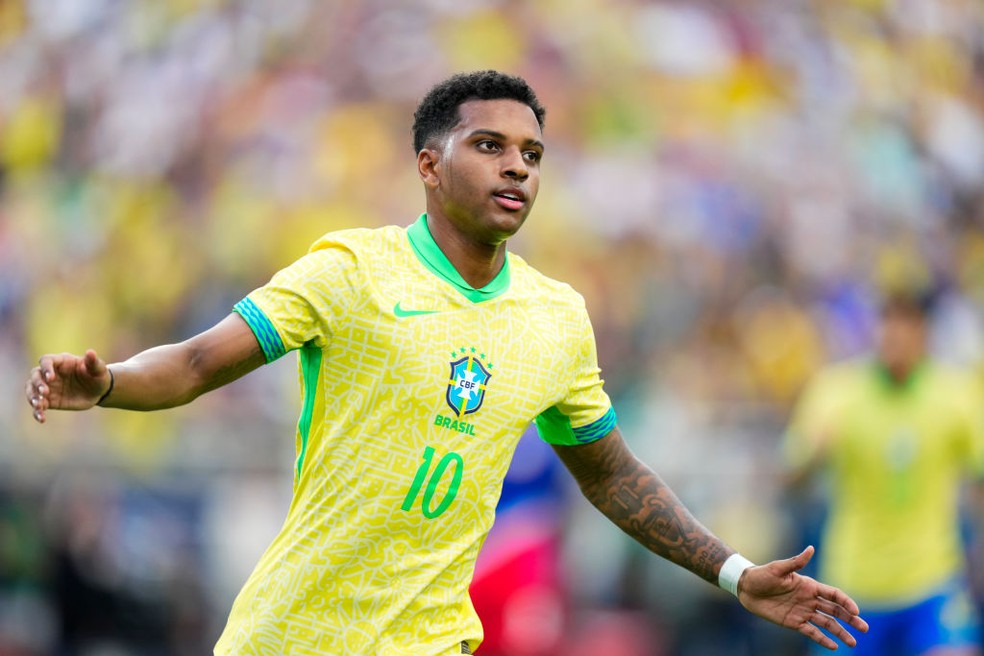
[571,406,618,444]
[233,298,287,363]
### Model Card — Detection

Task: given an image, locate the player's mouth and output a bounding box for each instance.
[492,187,527,211]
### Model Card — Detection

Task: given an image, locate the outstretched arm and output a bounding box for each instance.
[26,313,265,422]
[552,427,867,651]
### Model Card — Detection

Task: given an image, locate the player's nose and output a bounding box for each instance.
[500,147,529,181]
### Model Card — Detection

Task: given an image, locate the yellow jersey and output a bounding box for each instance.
[784,360,984,606]
[214,215,616,654]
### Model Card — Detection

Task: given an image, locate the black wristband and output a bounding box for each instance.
[96,367,115,406]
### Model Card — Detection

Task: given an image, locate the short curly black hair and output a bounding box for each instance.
[412,70,546,153]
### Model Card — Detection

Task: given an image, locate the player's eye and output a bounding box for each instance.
[476,140,499,152]
[523,150,542,163]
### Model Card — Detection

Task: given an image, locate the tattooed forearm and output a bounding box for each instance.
[554,428,733,584]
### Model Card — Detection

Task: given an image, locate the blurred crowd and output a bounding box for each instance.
[1,0,983,654]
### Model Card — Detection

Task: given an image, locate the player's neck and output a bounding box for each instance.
[878,357,926,387]
[424,213,507,289]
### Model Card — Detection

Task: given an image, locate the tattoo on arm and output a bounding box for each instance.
[555,430,732,584]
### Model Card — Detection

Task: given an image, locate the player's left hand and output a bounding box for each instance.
[737,545,868,651]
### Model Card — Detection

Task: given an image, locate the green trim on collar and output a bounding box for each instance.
[873,359,928,391]
[406,213,511,303]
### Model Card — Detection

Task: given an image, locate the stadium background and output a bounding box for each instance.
[1,0,983,654]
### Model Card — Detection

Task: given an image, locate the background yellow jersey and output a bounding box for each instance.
[784,360,984,606]
[214,215,616,655]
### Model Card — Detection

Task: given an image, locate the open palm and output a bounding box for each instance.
[738,546,868,651]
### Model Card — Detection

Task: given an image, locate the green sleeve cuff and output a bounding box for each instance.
[233,297,287,363]
[535,406,617,446]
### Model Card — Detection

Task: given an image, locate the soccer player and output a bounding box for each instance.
[785,290,983,656]
[26,70,867,654]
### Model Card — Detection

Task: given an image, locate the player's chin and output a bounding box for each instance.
[486,205,531,236]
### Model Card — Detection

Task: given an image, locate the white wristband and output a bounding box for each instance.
[718,553,755,597]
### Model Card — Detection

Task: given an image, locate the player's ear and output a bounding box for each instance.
[417,147,442,189]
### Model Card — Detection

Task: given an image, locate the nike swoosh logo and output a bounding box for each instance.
[394,301,441,317]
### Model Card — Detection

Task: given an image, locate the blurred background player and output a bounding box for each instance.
[784,288,984,656]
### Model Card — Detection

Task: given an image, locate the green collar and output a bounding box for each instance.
[406,213,510,303]
[873,359,928,391]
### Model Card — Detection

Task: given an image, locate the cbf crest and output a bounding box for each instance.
[446,348,492,417]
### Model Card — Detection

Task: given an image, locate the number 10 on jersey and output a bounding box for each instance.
[402,445,464,519]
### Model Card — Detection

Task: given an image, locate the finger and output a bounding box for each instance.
[27,374,46,423]
[816,596,868,632]
[29,366,48,399]
[775,545,815,577]
[25,377,37,408]
[49,352,83,378]
[83,349,106,378]
[810,610,857,648]
[815,582,862,619]
[38,355,56,383]
[799,622,837,651]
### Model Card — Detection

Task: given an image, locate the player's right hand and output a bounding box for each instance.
[26,350,112,423]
